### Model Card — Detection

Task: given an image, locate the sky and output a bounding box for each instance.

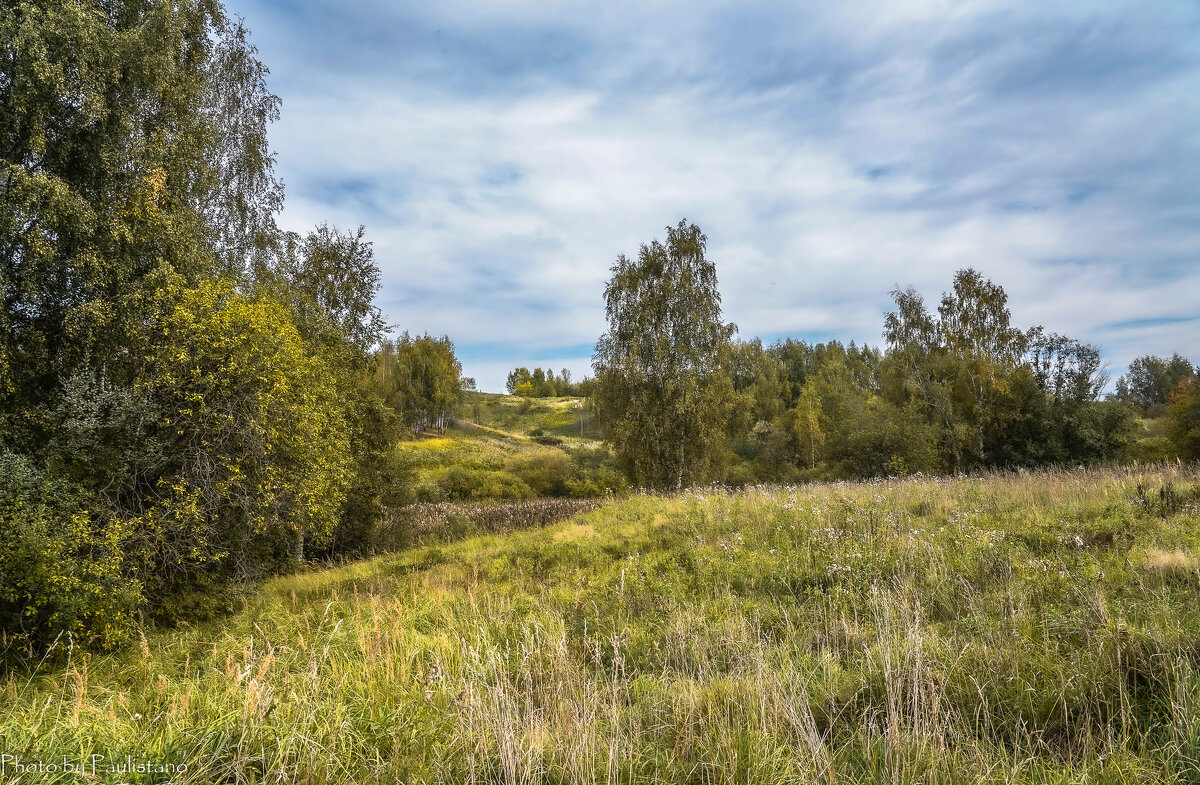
[231,0,1200,393]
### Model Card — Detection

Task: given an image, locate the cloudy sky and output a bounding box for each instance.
[232,0,1200,393]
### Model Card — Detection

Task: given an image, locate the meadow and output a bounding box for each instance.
[3,464,1200,784]
[394,395,622,503]
[457,393,600,443]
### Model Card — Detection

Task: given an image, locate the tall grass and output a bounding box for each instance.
[3,464,1199,783]
[376,497,608,549]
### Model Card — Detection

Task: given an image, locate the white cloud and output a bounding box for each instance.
[240,0,1200,392]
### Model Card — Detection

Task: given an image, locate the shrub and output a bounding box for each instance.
[509,452,572,496]
[563,467,626,498]
[0,453,140,655]
[437,466,534,501]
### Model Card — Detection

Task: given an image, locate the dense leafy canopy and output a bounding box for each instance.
[596,261,1168,488]
[378,333,465,434]
[1115,353,1195,414]
[593,220,737,489]
[0,0,465,655]
[505,366,593,398]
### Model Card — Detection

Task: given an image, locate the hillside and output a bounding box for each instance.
[457,392,601,443]
[4,465,1200,783]
[392,393,621,504]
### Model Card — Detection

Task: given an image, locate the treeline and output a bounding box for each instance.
[592,222,1199,489]
[723,288,1196,482]
[0,0,463,655]
[505,366,595,397]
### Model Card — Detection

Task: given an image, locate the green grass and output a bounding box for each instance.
[457,392,601,443]
[4,465,1200,783]
[397,426,538,474]
[399,394,617,502]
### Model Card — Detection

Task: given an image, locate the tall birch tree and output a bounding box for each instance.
[593,220,736,489]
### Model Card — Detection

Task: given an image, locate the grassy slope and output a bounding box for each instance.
[5,466,1200,784]
[457,392,600,443]
[397,394,603,496]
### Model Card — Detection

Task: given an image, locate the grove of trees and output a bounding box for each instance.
[0,0,465,655]
[505,366,594,398]
[591,223,1195,489]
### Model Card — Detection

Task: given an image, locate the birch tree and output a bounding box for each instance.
[593,220,736,489]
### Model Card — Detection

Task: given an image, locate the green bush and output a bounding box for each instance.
[509,452,572,496]
[562,445,628,497]
[436,466,534,501]
[0,453,140,655]
[724,459,757,487]
[563,467,626,497]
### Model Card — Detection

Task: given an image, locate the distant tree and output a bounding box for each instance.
[1114,354,1194,414]
[593,220,737,489]
[1025,328,1108,405]
[791,385,825,470]
[506,367,532,395]
[378,334,463,433]
[729,339,786,427]
[502,365,592,397]
[769,339,817,406]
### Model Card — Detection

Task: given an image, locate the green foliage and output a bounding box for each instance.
[378,333,464,434]
[271,223,387,352]
[327,382,410,557]
[259,223,407,558]
[505,366,593,397]
[434,466,534,501]
[0,0,281,454]
[729,338,787,427]
[692,273,1141,482]
[142,279,352,582]
[884,270,1029,470]
[593,220,737,489]
[835,397,941,477]
[0,453,139,654]
[508,451,572,496]
[789,384,825,470]
[1166,378,1200,458]
[876,270,1126,473]
[1115,353,1195,414]
[0,0,363,652]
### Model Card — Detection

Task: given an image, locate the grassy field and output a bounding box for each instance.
[4,465,1200,783]
[397,394,618,502]
[457,393,601,443]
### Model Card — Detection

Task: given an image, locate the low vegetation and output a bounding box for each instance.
[394,396,623,504]
[459,393,601,442]
[4,465,1199,783]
